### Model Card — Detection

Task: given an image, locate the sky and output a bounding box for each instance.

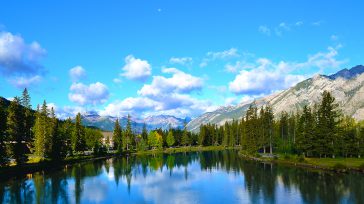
[0,0,363,119]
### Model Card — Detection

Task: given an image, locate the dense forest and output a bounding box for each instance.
[197,91,364,158]
[1,89,364,168]
[0,89,106,167]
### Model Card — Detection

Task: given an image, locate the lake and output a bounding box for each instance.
[0,150,363,204]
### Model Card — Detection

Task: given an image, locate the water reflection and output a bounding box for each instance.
[0,151,363,203]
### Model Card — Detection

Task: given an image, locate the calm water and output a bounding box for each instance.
[0,151,363,204]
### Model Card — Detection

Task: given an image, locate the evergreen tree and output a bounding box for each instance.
[21,88,33,142]
[264,105,274,154]
[142,123,148,141]
[166,129,175,147]
[49,107,65,160]
[316,91,340,158]
[279,111,289,153]
[181,121,190,146]
[123,115,132,151]
[113,119,122,152]
[244,103,259,154]
[33,105,45,158]
[72,113,86,153]
[295,105,315,157]
[7,97,27,165]
[0,99,8,166]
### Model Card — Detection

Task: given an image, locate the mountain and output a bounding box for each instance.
[187,65,364,132]
[81,112,188,132]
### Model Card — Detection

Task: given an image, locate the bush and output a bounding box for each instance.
[284,154,291,160]
[333,163,347,170]
[297,155,305,162]
[359,163,364,170]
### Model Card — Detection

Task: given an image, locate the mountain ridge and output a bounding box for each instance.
[187,65,364,132]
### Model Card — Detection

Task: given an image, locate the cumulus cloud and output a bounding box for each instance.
[8,75,42,89]
[169,57,193,66]
[69,66,86,82]
[0,31,46,76]
[100,68,213,118]
[49,104,86,119]
[121,55,151,81]
[68,82,109,105]
[200,48,239,67]
[229,46,345,95]
[138,68,203,97]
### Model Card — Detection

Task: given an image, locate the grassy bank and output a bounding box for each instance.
[134,145,230,155]
[239,152,364,173]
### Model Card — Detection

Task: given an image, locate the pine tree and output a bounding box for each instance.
[295,105,315,157]
[49,107,64,161]
[21,88,33,142]
[7,97,27,165]
[244,103,259,154]
[166,129,175,147]
[316,91,340,158]
[142,123,148,141]
[0,99,8,166]
[279,111,289,154]
[123,115,132,151]
[264,104,274,154]
[181,121,189,146]
[33,105,45,158]
[113,119,122,152]
[72,113,86,153]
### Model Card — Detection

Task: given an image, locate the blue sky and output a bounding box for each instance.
[0,0,363,119]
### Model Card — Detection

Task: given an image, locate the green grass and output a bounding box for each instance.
[305,157,364,168]
[253,153,364,171]
[135,146,229,155]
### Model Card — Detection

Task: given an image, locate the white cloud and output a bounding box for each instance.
[68,82,109,105]
[224,61,255,73]
[200,48,239,67]
[229,60,305,95]
[100,68,213,118]
[113,78,122,84]
[50,104,86,119]
[8,75,42,89]
[0,31,46,76]
[206,48,239,59]
[169,57,193,65]
[229,46,345,95]
[121,55,151,81]
[138,68,203,97]
[258,26,271,36]
[69,66,86,82]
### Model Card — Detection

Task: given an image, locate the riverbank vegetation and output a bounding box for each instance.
[197,91,364,160]
[1,89,364,173]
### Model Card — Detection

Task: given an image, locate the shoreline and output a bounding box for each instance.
[0,146,229,182]
[239,152,364,174]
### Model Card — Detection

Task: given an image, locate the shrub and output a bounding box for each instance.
[333,163,347,170]
[284,154,291,160]
[297,155,305,162]
[359,163,364,170]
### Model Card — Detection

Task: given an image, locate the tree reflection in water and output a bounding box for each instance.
[0,151,363,203]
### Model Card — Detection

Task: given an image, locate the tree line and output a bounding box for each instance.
[197,91,364,158]
[0,89,105,167]
[112,118,198,152]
